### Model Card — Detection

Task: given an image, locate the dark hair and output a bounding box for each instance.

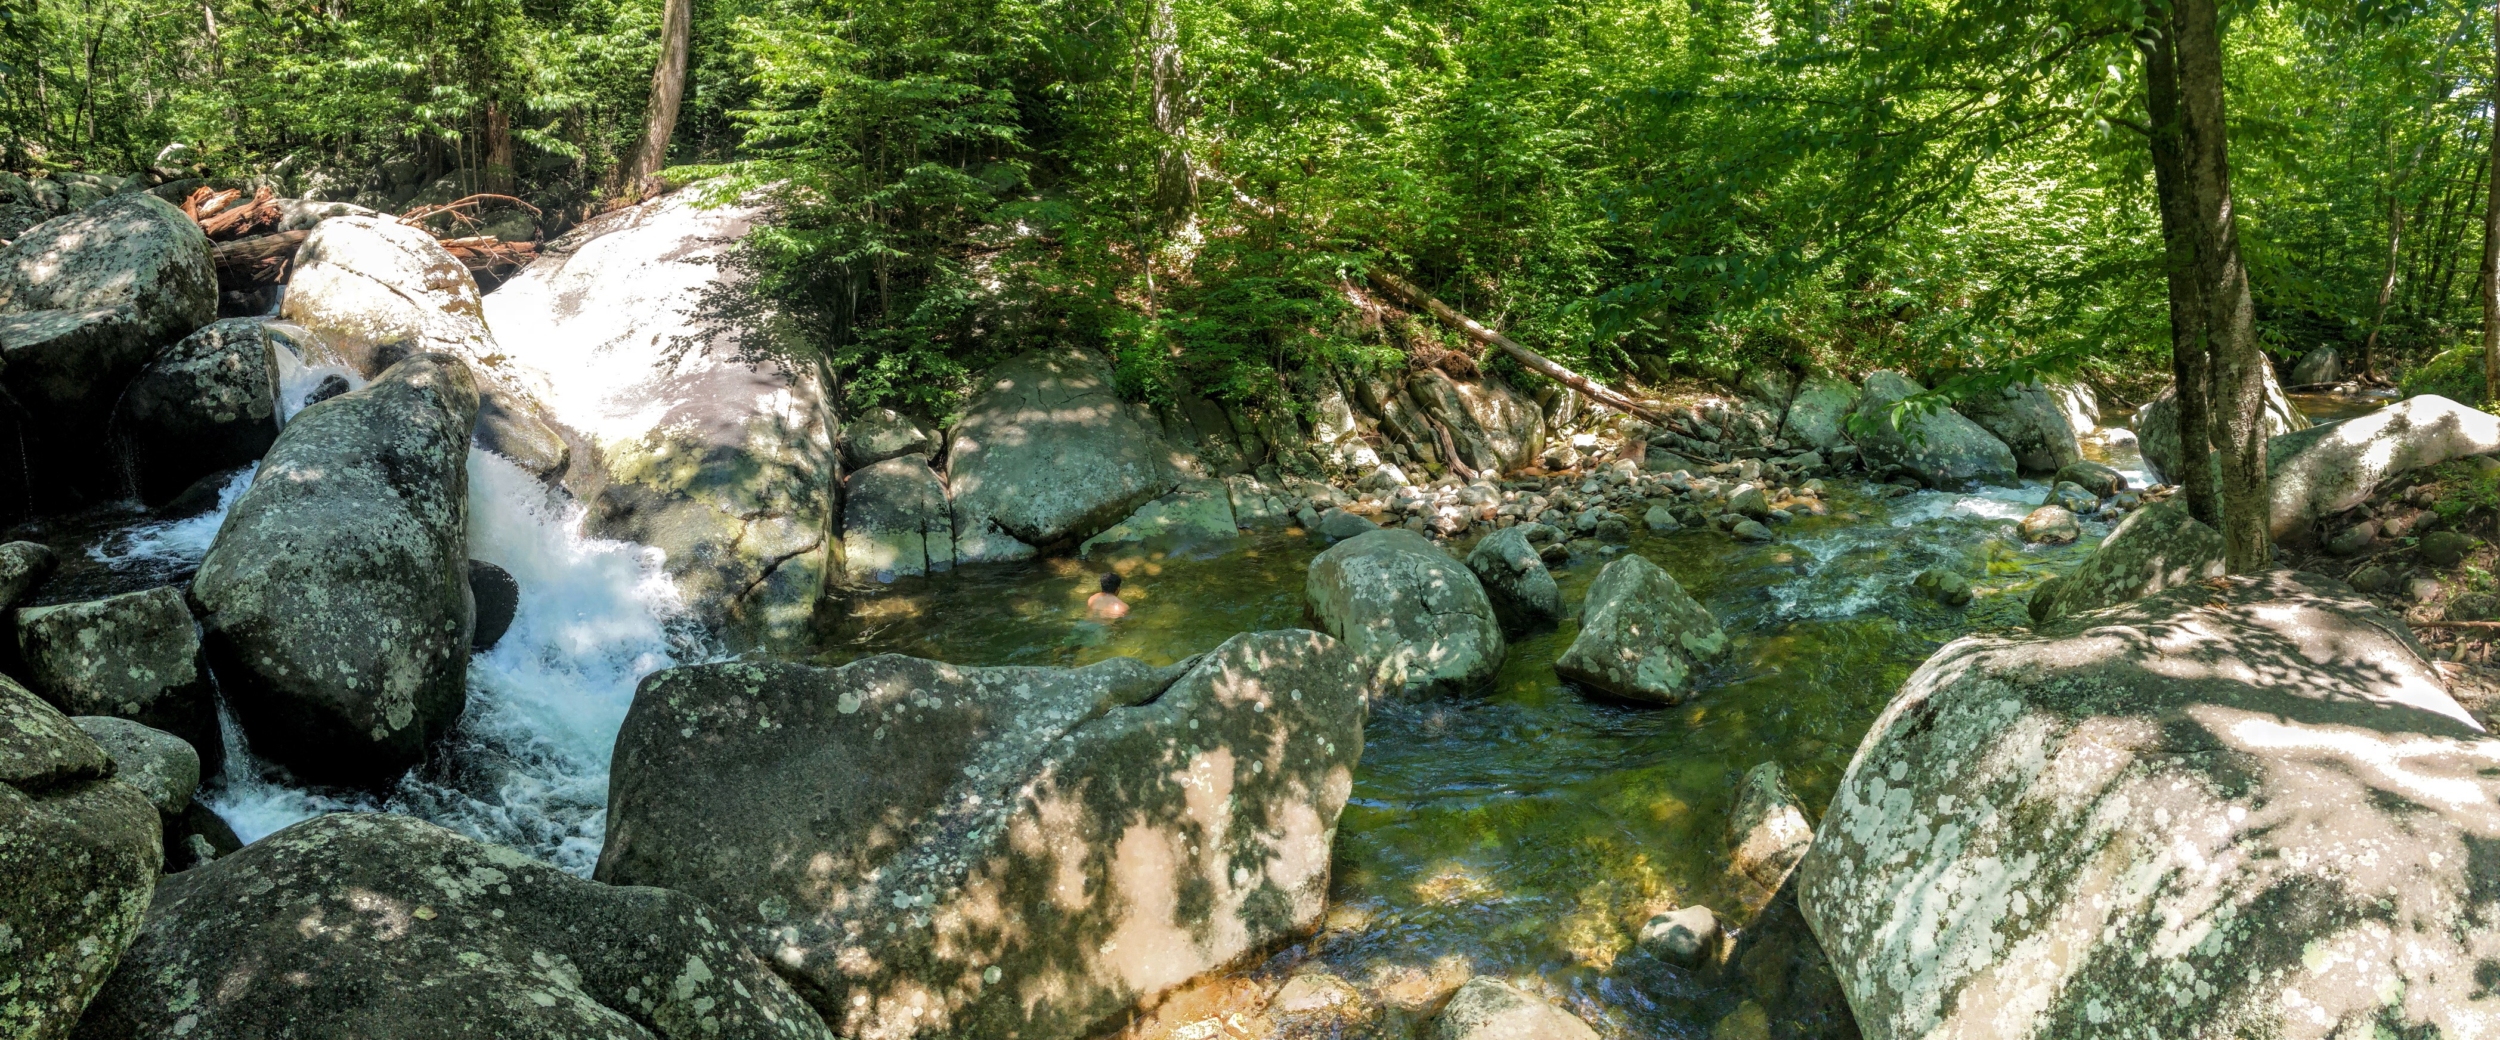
[1099,572,1122,593]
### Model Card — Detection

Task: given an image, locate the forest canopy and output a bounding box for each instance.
[0,0,2493,418]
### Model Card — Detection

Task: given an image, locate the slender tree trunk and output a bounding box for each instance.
[2484,0,2500,402]
[1147,0,1194,229]
[2141,14,2221,528]
[620,0,693,199]
[484,102,514,194]
[2362,193,2404,382]
[2176,0,2270,572]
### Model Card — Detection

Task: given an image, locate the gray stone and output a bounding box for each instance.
[15,586,219,778]
[2130,369,2305,486]
[2268,395,2500,541]
[70,716,197,815]
[840,406,935,470]
[2349,563,2397,593]
[1912,567,1972,607]
[1730,518,1774,542]
[483,189,836,648]
[1465,525,1563,632]
[1317,506,1380,542]
[467,559,518,652]
[1359,462,1411,491]
[190,354,476,789]
[2017,504,2080,545]
[2026,500,2224,626]
[111,317,281,506]
[1225,474,1297,529]
[1644,504,1682,532]
[1079,479,1238,556]
[2291,345,2341,385]
[0,540,56,611]
[595,630,1365,1040]
[1958,381,2083,474]
[948,348,1178,549]
[1427,979,1600,1040]
[1638,905,1721,967]
[1408,368,1545,473]
[1594,516,1632,543]
[2422,529,2480,568]
[1307,529,1504,699]
[81,813,832,1040]
[269,198,379,232]
[2411,575,2445,602]
[1801,571,2498,1040]
[1727,483,1771,519]
[0,675,160,1040]
[1554,554,1726,704]
[2326,520,2377,557]
[1726,761,1813,915]
[841,455,955,583]
[2043,480,2098,514]
[1849,372,2017,489]
[2052,460,2126,498]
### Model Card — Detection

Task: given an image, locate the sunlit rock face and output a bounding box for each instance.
[77,813,832,1040]
[2266,394,2500,540]
[1802,570,2500,1040]
[596,630,1366,1040]
[947,347,1182,554]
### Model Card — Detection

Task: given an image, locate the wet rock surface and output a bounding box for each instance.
[1803,570,2494,1040]
[1465,524,1563,633]
[596,630,1366,1040]
[1554,553,1726,704]
[79,812,833,1040]
[1849,372,2016,489]
[1426,978,1599,1040]
[190,353,477,788]
[1306,528,1504,699]
[110,317,284,507]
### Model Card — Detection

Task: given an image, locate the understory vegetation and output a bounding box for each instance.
[2,0,2495,419]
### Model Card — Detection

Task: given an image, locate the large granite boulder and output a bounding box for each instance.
[1957,381,2083,474]
[596,630,1366,1040]
[1801,571,2500,1040]
[0,192,217,505]
[948,347,1180,552]
[481,189,836,648]
[1782,373,1861,452]
[1553,554,1727,704]
[2026,499,2224,626]
[1849,372,2017,489]
[0,539,56,610]
[1306,529,1504,699]
[70,716,197,816]
[0,675,160,1040]
[1464,524,1562,632]
[109,317,282,506]
[2130,368,2306,485]
[2266,394,2500,541]
[1407,368,1545,474]
[840,406,936,469]
[189,354,477,788]
[280,215,567,479]
[1078,479,1240,556]
[840,454,954,583]
[16,586,221,778]
[2291,346,2341,386]
[78,813,833,1040]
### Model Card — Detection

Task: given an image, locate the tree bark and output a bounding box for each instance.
[1368,270,1676,428]
[484,102,515,195]
[2175,0,2270,573]
[1147,0,1195,229]
[620,0,693,199]
[2483,0,2500,403]
[2140,14,2221,529]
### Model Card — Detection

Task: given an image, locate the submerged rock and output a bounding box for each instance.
[1957,381,2083,475]
[2268,394,2500,541]
[15,585,221,778]
[1911,567,1972,607]
[1465,524,1563,632]
[2130,369,2305,485]
[0,675,160,1040]
[2026,499,2223,626]
[80,813,832,1040]
[1554,554,1726,704]
[949,347,1179,550]
[1802,571,2498,1040]
[596,630,1365,1040]
[1638,905,1720,967]
[1725,761,1813,915]
[190,354,477,789]
[482,189,835,648]
[840,454,956,583]
[1307,529,1505,699]
[1849,372,2016,489]
[1427,979,1599,1040]
[110,317,281,507]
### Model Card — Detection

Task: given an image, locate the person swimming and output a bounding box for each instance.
[1086,571,1130,619]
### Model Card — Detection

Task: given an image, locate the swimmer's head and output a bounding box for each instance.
[1099,572,1123,594]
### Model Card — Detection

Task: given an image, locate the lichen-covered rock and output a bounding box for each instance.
[1725,761,1812,916]
[0,193,217,505]
[0,675,160,1040]
[1464,524,1562,633]
[2130,369,2306,485]
[70,716,197,815]
[1426,979,1599,1040]
[481,189,834,648]
[596,630,1366,1040]
[2016,504,2079,545]
[77,813,832,1040]
[1307,529,1504,699]
[1554,554,1726,704]
[1849,372,2016,489]
[1957,381,2083,475]
[190,354,477,788]
[2041,480,2099,514]
[841,455,955,583]
[0,540,56,610]
[949,348,1179,550]
[840,406,936,470]
[15,585,220,779]
[2267,394,2500,541]
[1801,570,2500,1040]
[2291,345,2341,386]
[2026,499,2223,626]
[1079,479,1239,556]
[110,317,282,506]
[1407,368,1545,473]
[1783,373,1861,452]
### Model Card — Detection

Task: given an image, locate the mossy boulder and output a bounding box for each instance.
[1306,528,1504,699]
[1553,554,1727,704]
[2026,499,2224,626]
[15,586,221,778]
[1849,372,2017,489]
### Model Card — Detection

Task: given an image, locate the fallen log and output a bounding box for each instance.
[1368,270,1676,429]
[211,230,308,290]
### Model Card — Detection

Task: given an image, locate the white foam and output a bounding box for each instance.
[271,339,364,422]
[85,465,255,571]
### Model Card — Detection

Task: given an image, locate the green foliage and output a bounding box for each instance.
[2402,345,2485,405]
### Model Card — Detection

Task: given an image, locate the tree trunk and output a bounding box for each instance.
[2175,0,2270,573]
[1147,0,1195,228]
[2140,13,2221,529]
[484,102,515,195]
[620,0,693,199]
[1368,270,1677,429]
[2484,0,2500,403]
[2362,192,2404,383]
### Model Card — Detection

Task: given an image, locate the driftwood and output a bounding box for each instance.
[1368,270,1676,428]
[401,193,543,225]
[1426,416,1478,481]
[211,230,308,289]
[2412,620,2500,631]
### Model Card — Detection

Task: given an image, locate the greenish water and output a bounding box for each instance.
[818,480,2113,1037]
